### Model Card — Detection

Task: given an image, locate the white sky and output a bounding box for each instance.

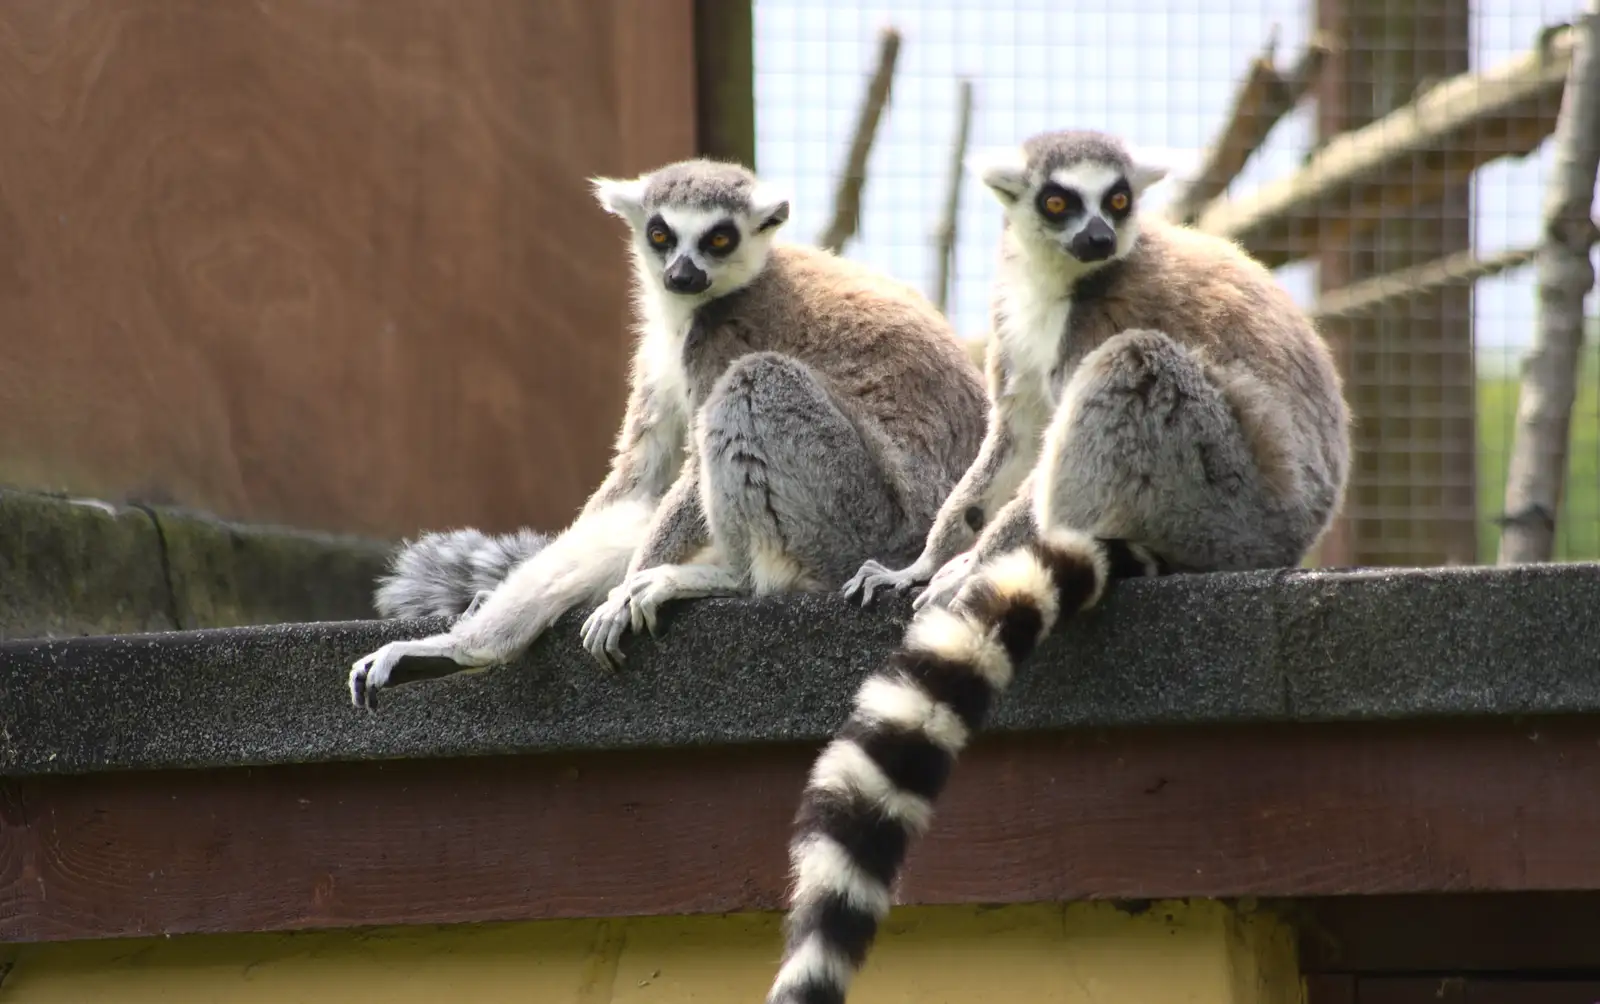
[752,0,1598,365]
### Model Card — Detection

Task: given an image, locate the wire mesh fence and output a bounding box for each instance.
[752,0,1599,567]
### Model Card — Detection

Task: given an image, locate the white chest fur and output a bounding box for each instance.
[994,259,1072,418]
[635,283,696,413]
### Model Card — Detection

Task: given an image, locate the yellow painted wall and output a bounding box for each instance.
[0,900,1301,1004]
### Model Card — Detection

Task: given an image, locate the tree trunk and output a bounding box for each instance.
[1498,2,1600,564]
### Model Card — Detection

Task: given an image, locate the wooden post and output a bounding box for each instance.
[1313,0,1478,567]
[693,0,756,167]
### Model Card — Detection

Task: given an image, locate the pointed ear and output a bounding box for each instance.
[590,175,648,222]
[967,147,1030,205]
[750,183,790,233]
[1126,153,1171,195]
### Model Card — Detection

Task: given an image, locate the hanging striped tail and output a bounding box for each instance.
[764,528,1169,1004]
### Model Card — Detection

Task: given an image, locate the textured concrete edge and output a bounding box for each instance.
[0,486,394,638]
[4,559,1600,777]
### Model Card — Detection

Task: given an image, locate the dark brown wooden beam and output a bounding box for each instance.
[5,717,1600,944]
[1305,974,1357,1004]
[692,0,755,167]
[1296,891,1600,973]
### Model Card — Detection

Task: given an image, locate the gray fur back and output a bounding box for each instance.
[373,527,552,619]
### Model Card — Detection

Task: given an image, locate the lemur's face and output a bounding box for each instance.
[630,202,787,298]
[592,160,790,300]
[973,131,1167,268]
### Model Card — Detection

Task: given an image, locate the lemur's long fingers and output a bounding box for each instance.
[579,609,605,653]
[579,608,621,670]
[840,562,885,602]
[602,611,629,665]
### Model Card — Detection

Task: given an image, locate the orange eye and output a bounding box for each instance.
[710,233,730,249]
[1043,194,1067,215]
[1109,192,1130,212]
[648,227,670,245]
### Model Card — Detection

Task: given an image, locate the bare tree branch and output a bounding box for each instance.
[932,77,974,314]
[1312,246,1538,321]
[1499,3,1600,564]
[1194,23,1577,268]
[817,26,902,254]
[1162,27,1334,225]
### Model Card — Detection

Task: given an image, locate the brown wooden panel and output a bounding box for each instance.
[1306,974,1357,1004]
[4,717,1600,943]
[1300,893,1600,973]
[1353,980,1600,1004]
[1466,982,1600,1004]
[0,0,694,540]
[692,0,756,166]
[1357,978,1467,1004]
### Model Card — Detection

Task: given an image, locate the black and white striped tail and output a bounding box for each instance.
[372,527,551,620]
[764,528,1168,1004]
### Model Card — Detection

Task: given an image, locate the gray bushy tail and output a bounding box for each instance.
[373,527,551,619]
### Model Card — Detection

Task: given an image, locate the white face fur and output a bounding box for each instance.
[590,175,791,304]
[970,148,1169,274]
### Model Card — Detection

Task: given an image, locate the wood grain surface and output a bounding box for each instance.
[1299,892,1600,973]
[1342,980,1600,1004]
[0,1,695,539]
[3,717,1600,943]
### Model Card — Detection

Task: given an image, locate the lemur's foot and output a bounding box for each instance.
[348,636,491,711]
[579,567,676,670]
[841,558,929,607]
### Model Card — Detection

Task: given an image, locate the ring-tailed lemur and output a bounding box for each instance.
[843,128,1351,610]
[764,129,1352,1004]
[348,158,988,709]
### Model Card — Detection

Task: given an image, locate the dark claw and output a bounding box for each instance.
[353,669,377,712]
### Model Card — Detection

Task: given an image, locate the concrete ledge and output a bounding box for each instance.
[4,560,1600,776]
[0,487,392,640]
